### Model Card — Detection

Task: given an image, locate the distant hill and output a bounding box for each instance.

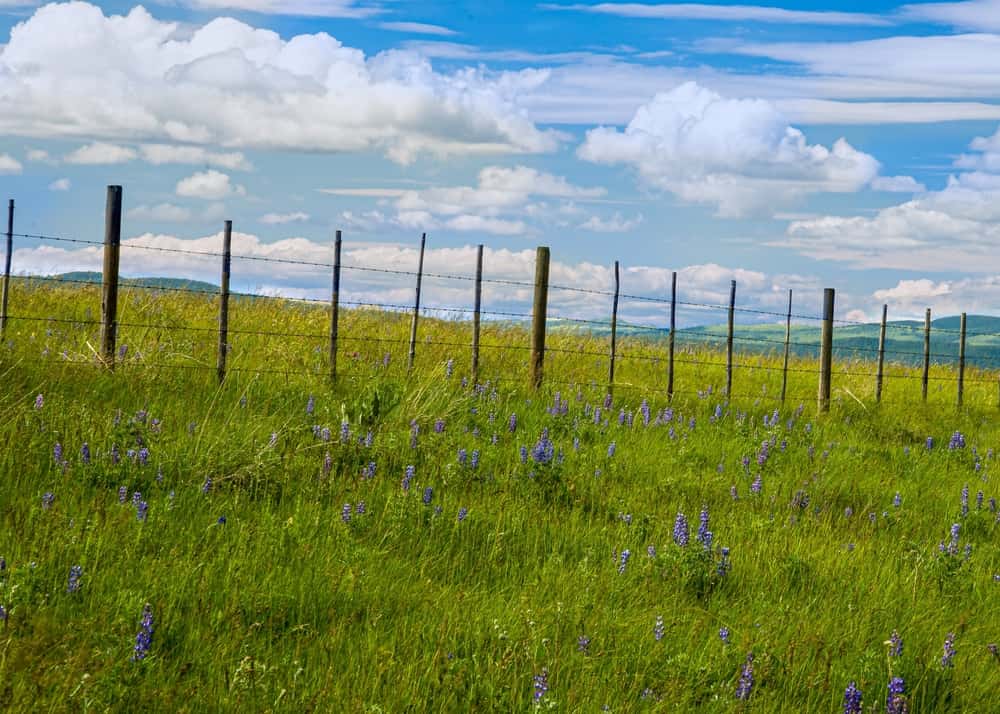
[50,272,219,293]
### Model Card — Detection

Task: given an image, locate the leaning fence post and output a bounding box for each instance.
[780,289,792,403]
[608,260,620,396]
[330,230,342,382]
[100,186,122,369]
[216,220,232,384]
[667,271,676,399]
[818,288,835,412]
[471,244,483,383]
[922,308,931,402]
[725,279,735,398]
[1,199,12,335]
[530,246,550,390]
[407,232,426,373]
[958,312,966,408]
[876,303,887,403]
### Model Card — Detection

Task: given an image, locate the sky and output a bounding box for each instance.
[3,0,1000,326]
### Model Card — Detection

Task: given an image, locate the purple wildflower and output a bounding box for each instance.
[735,653,754,700]
[751,474,762,494]
[434,419,445,434]
[67,565,82,593]
[341,504,352,523]
[34,393,43,410]
[893,493,902,508]
[941,633,956,667]
[508,413,517,433]
[886,677,907,714]
[577,635,590,653]
[673,512,689,547]
[80,443,90,465]
[42,492,54,509]
[533,668,549,703]
[719,626,730,644]
[402,465,414,491]
[607,441,616,458]
[889,630,903,658]
[305,395,314,415]
[457,507,468,522]
[843,682,863,714]
[697,506,712,549]
[961,485,969,518]
[136,500,148,522]
[618,549,630,575]
[949,431,966,450]
[654,615,665,641]
[202,477,212,495]
[53,443,63,465]
[423,487,433,506]
[131,603,154,661]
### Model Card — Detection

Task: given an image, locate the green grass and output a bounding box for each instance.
[1,279,999,712]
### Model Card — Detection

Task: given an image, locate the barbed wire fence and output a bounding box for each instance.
[0,186,997,412]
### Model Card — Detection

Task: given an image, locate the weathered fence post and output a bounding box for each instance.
[1,199,12,335]
[958,312,966,408]
[667,271,676,399]
[330,230,342,382]
[100,186,122,369]
[407,232,426,373]
[608,260,620,396]
[471,244,483,383]
[725,279,735,398]
[818,288,835,413]
[876,303,887,403]
[530,246,550,391]
[780,289,793,403]
[216,220,232,384]
[922,308,931,402]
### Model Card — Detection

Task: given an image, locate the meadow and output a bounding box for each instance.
[1,278,999,712]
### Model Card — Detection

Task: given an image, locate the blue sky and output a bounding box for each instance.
[3,0,1000,324]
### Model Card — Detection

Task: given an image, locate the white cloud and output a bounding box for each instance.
[899,0,1000,31]
[64,142,137,165]
[0,153,22,174]
[127,202,227,223]
[546,3,888,26]
[260,211,309,224]
[869,276,1000,318]
[48,178,71,191]
[181,0,378,18]
[577,82,879,217]
[871,175,926,193]
[176,170,246,200]
[579,212,644,232]
[0,3,557,163]
[25,148,51,162]
[379,22,456,36]
[140,144,252,171]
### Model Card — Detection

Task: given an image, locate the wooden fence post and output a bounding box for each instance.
[922,308,931,402]
[608,260,620,396]
[818,288,835,412]
[330,230,342,382]
[471,244,484,384]
[725,279,735,398]
[1,199,12,335]
[876,303,887,403]
[530,246,550,390]
[407,232,426,373]
[780,289,792,403]
[958,312,966,408]
[216,220,232,384]
[100,186,122,369]
[667,271,676,400]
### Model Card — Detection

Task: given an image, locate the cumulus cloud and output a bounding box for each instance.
[0,154,23,174]
[899,0,1000,31]
[25,148,52,163]
[871,175,926,193]
[64,142,138,165]
[870,276,1000,317]
[48,178,71,191]
[577,82,880,216]
[176,170,246,200]
[579,212,644,232]
[260,211,310,224]
[127,202,227,223]
[0,3,557,164]
[140,144,252,171]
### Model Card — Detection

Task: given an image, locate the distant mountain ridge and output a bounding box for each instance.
[52,272,219,293]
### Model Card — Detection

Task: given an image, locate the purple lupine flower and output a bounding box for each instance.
[457,448,467,466]
[757,441,770,467]
[751,474,762,494]
[217,515,226,525]
[941,633,956,667]
[961,485,969,518]
[80,443,90,465]
[717,547,731,577]
[893,493,902,508]
[305,395,314,415]
[673,512,689,547]
[67,565,82,593]
[0,605,6,623]
[445,358,454,378]
[409,421,419,449]
[118,486,127,504]
[949,432,966,450]
[508,413,517,433]
[457,507,468,522]
[320,427,331,442]
[735,653,754,700]
[136,500,148,522]
[402,465,414,491]
[53,443,63,465]
[202,477,212,495]
[603,393,612,410]
[519,445,528,464]
[137,448,149,467]
[323,452,332,477]
[592,406,601,425]
[382,352,391,368]
[434,419,445,434]
[533,668,549,703]
[470,450,480,469]
[577,635,590,653]
[422,487,433,506]
[793,490,810,510]
[889,630,903,657]
[845,506,854,518]
[340,421,350,443]
[607,442,616,458]
[118,344,128,360]
[741,455,750,471]
[356,501,366,515]
[131,603,154,661]
[531,430,554,465]
[110,443,120,465]
[990,497,997,514]
[640,399,650,426]
[886,677,907,714]
[34,393,43,410]
[976,490,984,510]
[653,615,665,641]
[730,485,738,500]
[647,544,656,558]
[364,430,374,448]
[843,682,863,714]
[719,626,730,645]
[42,492,54,509]
[341,504,352,523]
[697,506,711,549]
[618,549,630,575]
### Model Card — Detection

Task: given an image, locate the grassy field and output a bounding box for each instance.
[1,279,999,712]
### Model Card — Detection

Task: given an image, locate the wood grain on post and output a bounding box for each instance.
[0,199,12,334]
[958,312,966,408]
[875,303,887,403]
[471,244,483,383]
[100,186,122,370]
[608,260,620,396]
[407,232,426,373]
[922,308,931,401]
[216,220,232,384]
[530,246,550,391]
[330,230,342,382]
[780,289,792,403]
[818,288,835,413]
[725,279,735,398]
[667,271,676,399]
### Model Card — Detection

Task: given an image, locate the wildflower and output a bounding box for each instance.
[607,441,616,458]
[941,633,956,667]
[471,450,480,469]
[926,436,934,450]
[306,395,314,415]
[67,565,82,594]
[673,512,689,547]
[845,506,853,518]
[323,452,332,477]
[977,491,984,510]
[118,485,127,504]
[0,605,6,623]
[457,448,467,466]
[202,477,212,495]
[647,544,656,558]
[508,413,517,433]
[533,668,549,703]
[618,549,630,575]
[949,432,966,450]
[520,446,528,464]
[341,504,352,523]
[843,682,863,714]
[118,344,128,360]
[136,500,148,522]
[886,677,907,714]
[654,616,665,641]
[730,485,738,500]
[402,465,414,491]
[131,603,154,661]
[445,359,454,378]
[751,474,762,494]
[53,443,63,465]
[735,653,754,700]
[42,492,54,509]
[577,635,590,653]
[893,493,902,508]
[364,430,374,448]
[340,421,350,443]
[434,419,445,434]
[137,448,149,467]
[719,626,730,644]
[717,547,731,577]
[80,443,90,465]
[531,430,554,465]
[356,501,366,515]
[961,485,969,518]
[217,515,226,525]
[423,487,433,506]
[457,507,468,522]
[889,630,903,658]
[640,399,650,426]
[34,393,43,410]
[697,506,711,550]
